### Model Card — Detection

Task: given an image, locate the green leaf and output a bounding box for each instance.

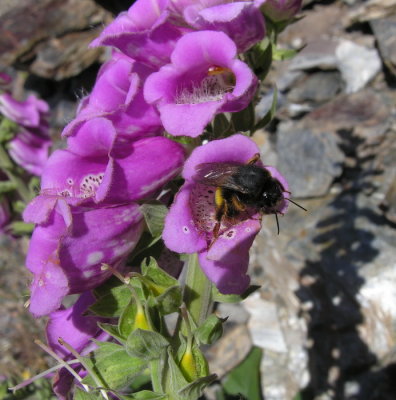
[155,285,183,315]
[293,393,302,400]
[73,387,101,400]
[140,201,168,237]
[212,285,260,303]
[82,342,147,389]
[119,391,168,400]
[98,322,125,343]
[222,347,263,400]
[195,314,225,345]
[178,374,217,400]
[91,281,133,317]
[254,87,278,132]
[0,180,17,193]
[126,329,169,361]
[118,299,138,338]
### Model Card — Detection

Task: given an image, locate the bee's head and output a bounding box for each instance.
[259,179,284,213]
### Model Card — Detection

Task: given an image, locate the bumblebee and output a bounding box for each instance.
[193,153,305,238]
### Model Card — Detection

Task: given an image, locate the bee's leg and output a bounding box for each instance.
[246,153,261,165]
[231,194,246,213]
[212,187,227,240]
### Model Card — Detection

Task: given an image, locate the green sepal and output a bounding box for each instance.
[12,200,27,213]
[0,180,17,194]
[0,117,18,143]
[118,299,139,339]
[9,221,34,235]
[231,102,255,134]
[212,113,233,137]
[73,387,101,400]
[82,342,147,390]
[246,37,273,80]
[272,45,299,61]
[253,86,278,132]
[126,328,169,361]
[194,314,225,345]
[155,285,183,315]
[140,201,168,237]
[119,391,168,400]
[163,347,189,397]
[90,279,133,317]
[98,322,125,343]
[177,374,217,400]
[212,285,260,303]
[141,257,179,291]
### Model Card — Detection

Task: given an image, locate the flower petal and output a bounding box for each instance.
[162,183,207,253]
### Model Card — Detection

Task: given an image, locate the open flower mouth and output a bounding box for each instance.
[175,66,235,104]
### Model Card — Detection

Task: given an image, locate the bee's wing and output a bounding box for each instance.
[194,162,249,192]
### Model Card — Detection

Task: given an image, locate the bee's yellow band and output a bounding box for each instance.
[215,187,224,208]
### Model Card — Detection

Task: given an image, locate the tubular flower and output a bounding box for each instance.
[169,0,266,52]
[144,31,258,137]
[162,134,289,294]
[90,0,186,69]
[63,53,162,142]
[24,201,144,316]
[0,93,50,175]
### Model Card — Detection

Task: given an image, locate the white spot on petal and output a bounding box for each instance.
[182,226,190,234]
[87,251,104,265]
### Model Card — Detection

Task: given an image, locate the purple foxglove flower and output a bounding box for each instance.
[260,0,302,22]
[162,134,289,294]
[63,53,162,142]
[34,130,186,205]
[46,292,109,399]
[24,201,144,316]
[0,93,50,175]
[171,0,266,52]
[144,30,258,137]
[90,0,186,69]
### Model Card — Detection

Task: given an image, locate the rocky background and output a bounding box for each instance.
[1,0,396,399]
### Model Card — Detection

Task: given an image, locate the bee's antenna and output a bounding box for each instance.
[275,213,280,235]
[285,198,307,212]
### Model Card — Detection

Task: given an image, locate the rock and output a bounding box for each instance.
[29,29,104,80]
[205,324,252,377]
[276,122,345,198]
[304,90,392,141]
[0,0,111,77]
[288,39,381,94]
[344,0,396,25]
[243,293,288,353]
[289,40,339,71]
[370,17,396,76]
[335,39,382,93]
[288,71,344,104]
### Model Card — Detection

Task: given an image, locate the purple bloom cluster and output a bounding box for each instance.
[24,0,302,318]
[20,2,301,393]
[0,93,50,176]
